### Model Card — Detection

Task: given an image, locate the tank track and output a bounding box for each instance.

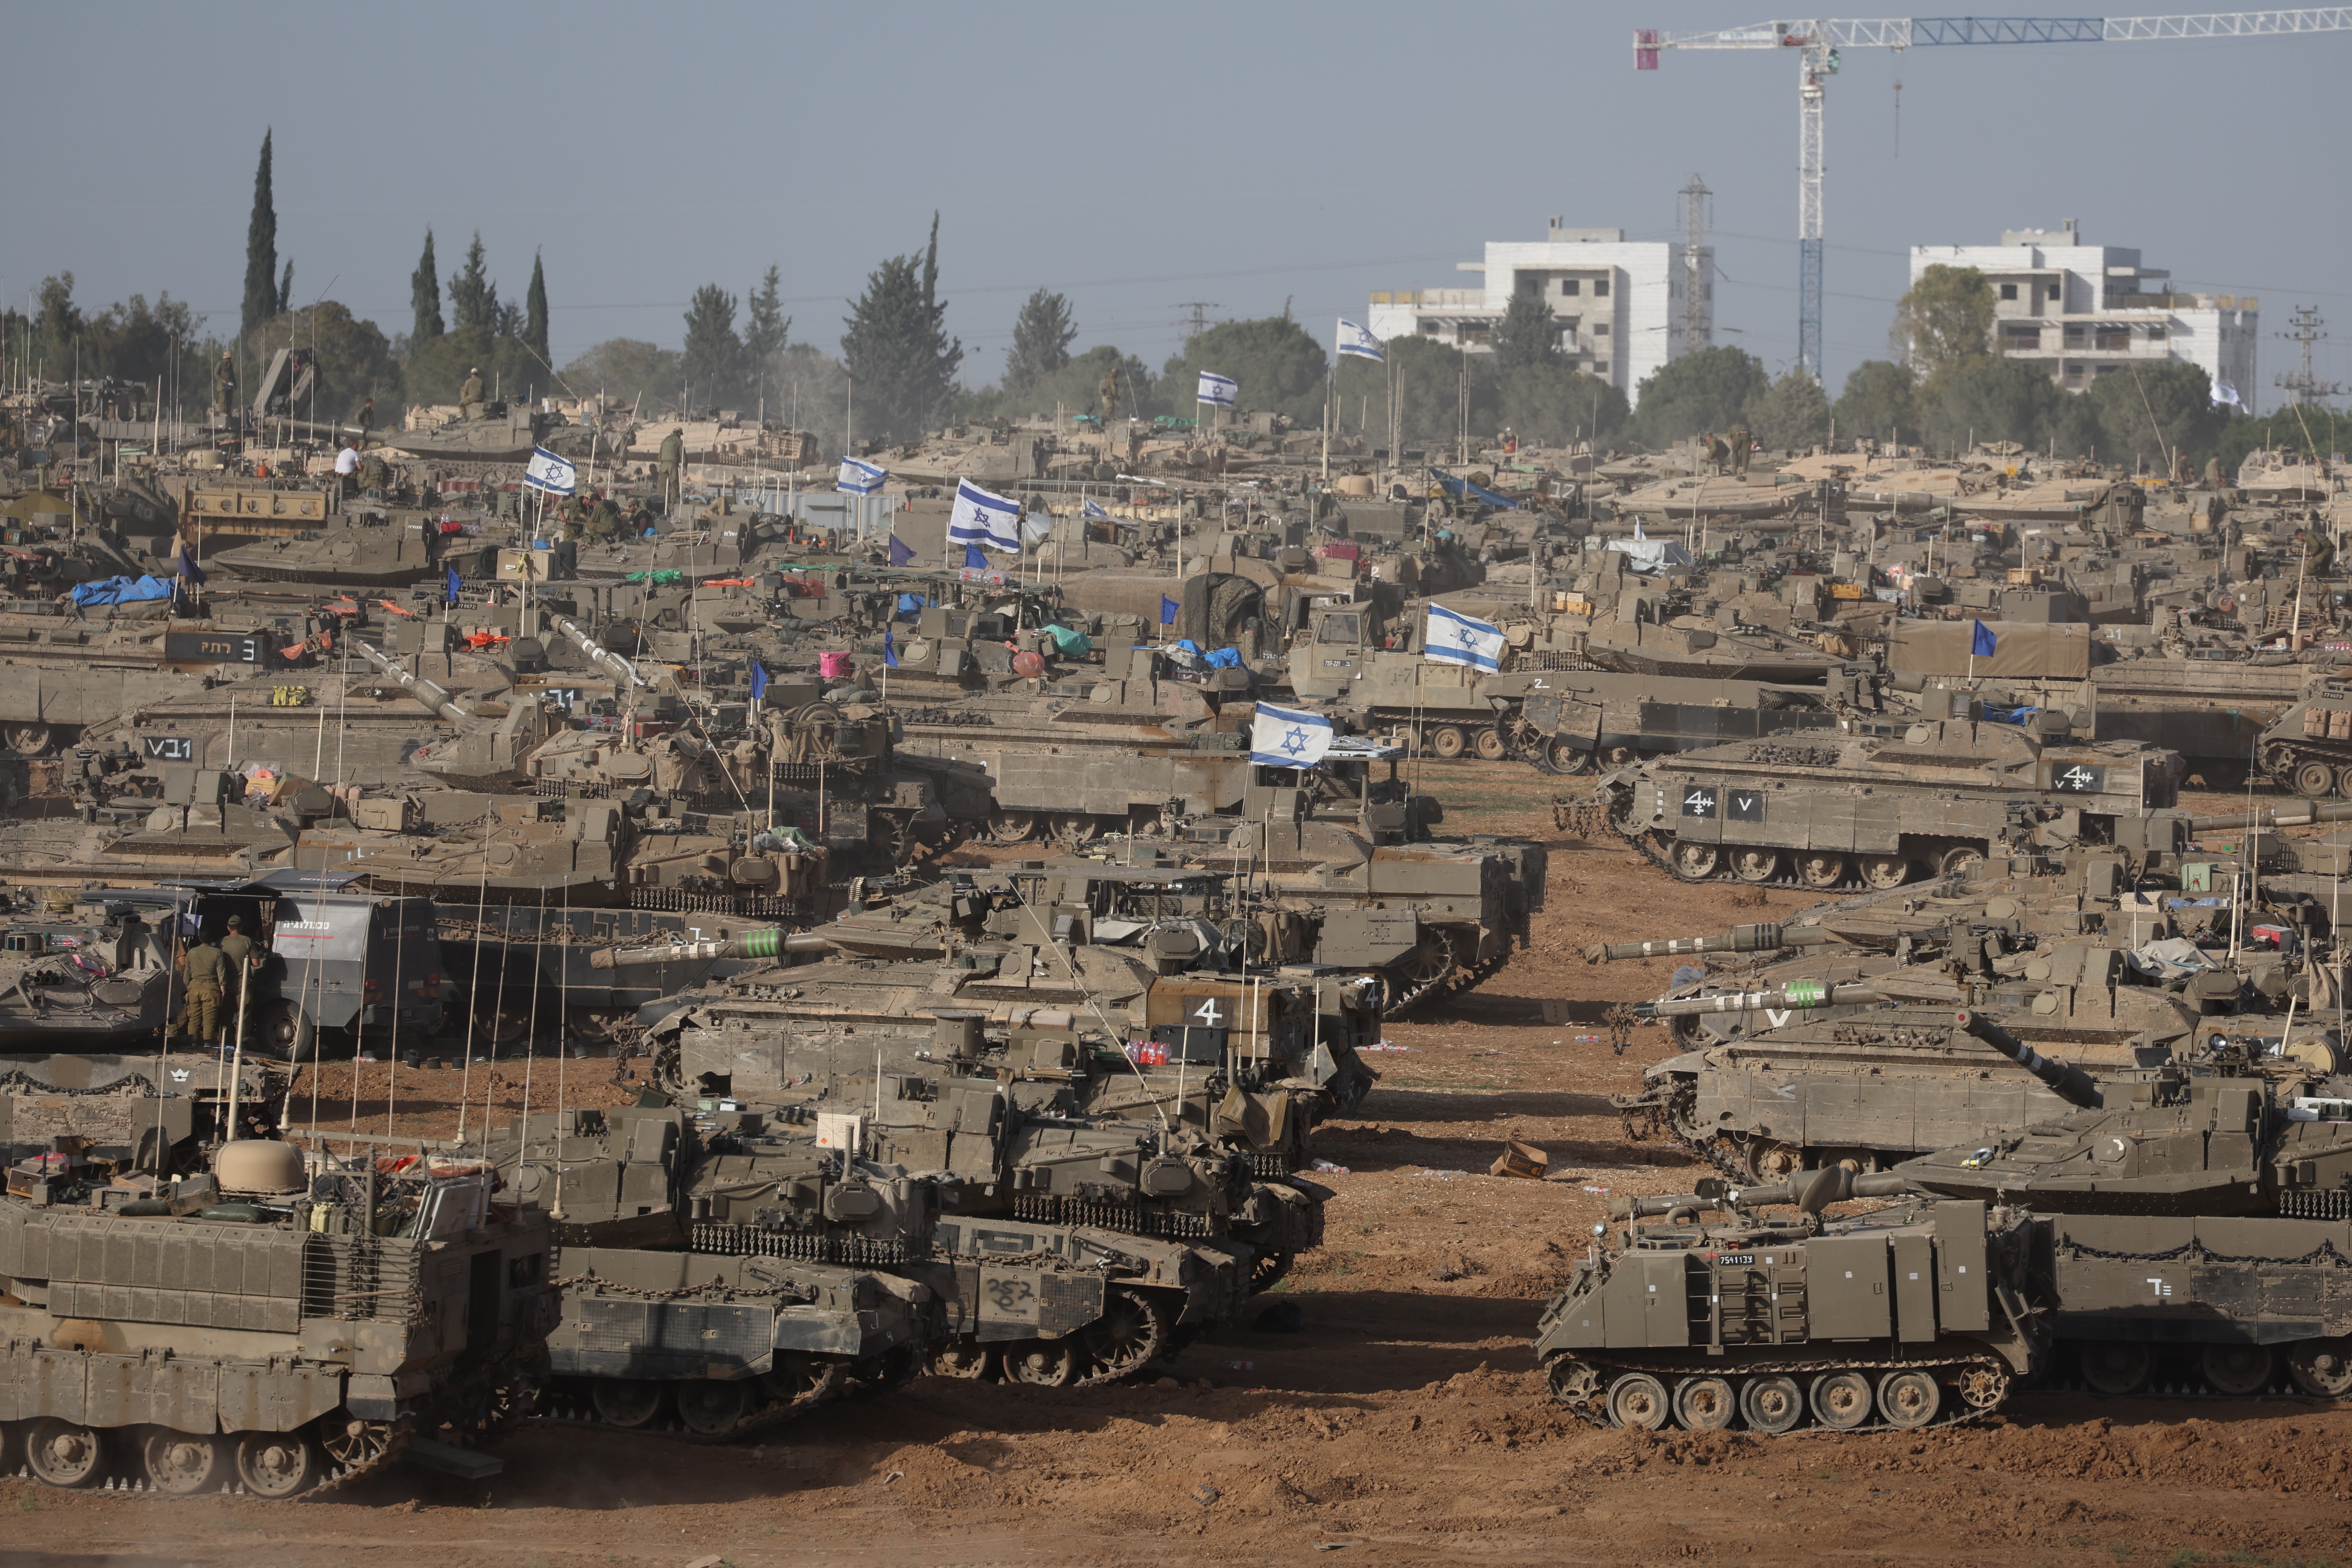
[1544,1348,2014,1435]
[1388,947,1511,1016]
[0,1420,410,1501]
[530,1363,859,1447]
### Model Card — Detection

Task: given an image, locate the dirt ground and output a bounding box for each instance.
[18,764,2352,1567]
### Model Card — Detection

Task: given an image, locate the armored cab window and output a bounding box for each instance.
[1318,613,1361,644]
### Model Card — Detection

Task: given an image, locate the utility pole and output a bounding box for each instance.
[1172,301,1221,343]
[2276,305,2341,405]
[1678,173,1713,358]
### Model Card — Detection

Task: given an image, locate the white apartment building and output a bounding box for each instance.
[1909,223,2256,399]
[1367,220,1706,405]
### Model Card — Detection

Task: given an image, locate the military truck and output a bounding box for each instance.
[1598,697,2181,890]
[0,1132,554,1494]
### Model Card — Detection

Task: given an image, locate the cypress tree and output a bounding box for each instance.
[240,131,279,337]
[448,233,495,334]
[410,229,443,346]
[840,214,962,441]
[278,260,294,316]
[524,251,550,366]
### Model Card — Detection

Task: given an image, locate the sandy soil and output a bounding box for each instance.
[20,766,2350,1566]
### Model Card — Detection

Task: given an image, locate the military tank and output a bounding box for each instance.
[206,511,455,589]
[1594,700,2181,891]
[476,1102,931,1436]
[0,1131,554,1494]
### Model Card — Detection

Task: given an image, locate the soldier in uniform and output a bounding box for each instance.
[459,367,485,419]
[658,427,685,513]
[2205,454,2227,490]
[355,396,376,447]
[179,928,228,1047]
[213,352,237,425]
[218,915,260,1044]
[2304,527,2336,580]
[1706,432,1730,475]
[1727,423,1751,478]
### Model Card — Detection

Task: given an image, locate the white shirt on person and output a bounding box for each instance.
[334,447,361,476]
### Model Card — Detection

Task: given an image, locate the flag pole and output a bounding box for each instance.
[1321,323,1334,485]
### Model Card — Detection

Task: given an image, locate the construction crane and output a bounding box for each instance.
[1635,12,2352,382]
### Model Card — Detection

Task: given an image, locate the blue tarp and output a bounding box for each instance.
[1039,623,1093,657]
[1431,471,1521,510]
[1203,646,1244,669]
[70,575,174,608]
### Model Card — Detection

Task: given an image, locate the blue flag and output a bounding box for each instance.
[176,546,207,587]
[1970,619,1997,658]
[964,542,988,571]
[444,565,461,605]
[1082,497,1111,521]
[749,660,769,701]
[1160,595,1179,626]
[887,534,913,568]
[884,628,899,669]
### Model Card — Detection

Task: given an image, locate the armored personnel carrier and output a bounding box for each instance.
[1535,1166,2038,1434]
[1596,699,2180,891]
[2256,677,2352,799]
[0,1132,554,1494]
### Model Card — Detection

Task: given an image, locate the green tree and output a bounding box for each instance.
[1156,314,1328,426]
[410,229,444,348]
[523,251,550,369]
[1747,370,1832,451]
[2215,403,2352,477]
[2085,361,2220,470]
[243,302,397,422]
[404,326,534,408]
[1489,290,1561,373]
[744,268,790,362]
[1916,356,2065,453]
[1630,345,1770,446]
[840,214,964,441]
[448,233,497,334]
[1496,359,1627,446]
[1832,360,1916,447]
[560,338,684,412]
[33,274,82,358]
[681,284,744,410]
[964,343,1151,423]
[1344,336,1497,450]
[1004,288,1077,396]
[1892,264,1994,377]
[241,131,279,339]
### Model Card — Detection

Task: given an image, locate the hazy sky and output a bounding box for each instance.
[11,2,2349,412]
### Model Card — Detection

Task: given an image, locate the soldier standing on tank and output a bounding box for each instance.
[657,427,685,514]
[1728,422,1752,479]
[213,352,237,427]
[2205,454,2227,491]
[180,928,228,1048]
[2304,526,2336,580]
[1706,431,1730,475]
[459,367,485,419]
[355,396,376,448]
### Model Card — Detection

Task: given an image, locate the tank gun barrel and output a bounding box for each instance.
[1606,1168,1913,1221]
[1633,978,1880,1020]
[1586,922,1838,964]
[550,615,651,691]
[1951,1008,2103,1109]
[587,927,834,971]
[351,639,479,725]
[2185,800,2352,833]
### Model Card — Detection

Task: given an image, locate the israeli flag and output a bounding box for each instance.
[947,477,1022,552]
[2210,380,2244,410]
[837,456,888,495]
[1249,701,1334,769]
[1425,603,1505,672]
[1196,372,1238,408]
[1336,318,1385,363]
[1082,497,1111,521]
[523,446,577,496]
